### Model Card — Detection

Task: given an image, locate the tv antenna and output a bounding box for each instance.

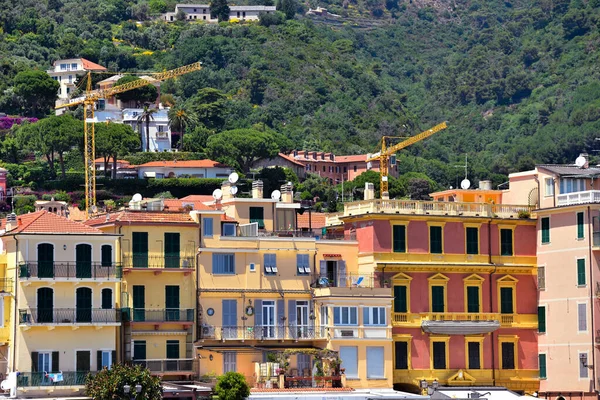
[455,154,470,189]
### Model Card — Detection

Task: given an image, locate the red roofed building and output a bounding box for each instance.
[136,159,233,179]
[48,58,108,112]
[252,153,307,179]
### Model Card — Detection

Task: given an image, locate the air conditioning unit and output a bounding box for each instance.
[202,325,215,339]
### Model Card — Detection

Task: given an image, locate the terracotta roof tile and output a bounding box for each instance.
[180,195,214,202]
[94,158,130,165]
[278,153,305,167]
[85,210,198,227]
[1,210,104,234]
[297,212,326,229]
[335,154,366,163]
[137,160,229,168]
[221,214,236,222]
[80,58,107,71]
[163,199,212,211]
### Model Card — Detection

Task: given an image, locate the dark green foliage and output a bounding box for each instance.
[215,371,250,400]
[12,70,59,118]
[206,129,280,172]
[95,123,140,178]
[114,76,158,105]
[85,363,162,400]
[210,0,231,22]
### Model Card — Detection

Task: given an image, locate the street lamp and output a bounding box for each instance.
[124,384,142,399]
[419,379,439,396]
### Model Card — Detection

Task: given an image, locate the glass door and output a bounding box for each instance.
[296,301,309,338]
[262,301,275,338]
[76,244,92,278]
[320,306,328,337]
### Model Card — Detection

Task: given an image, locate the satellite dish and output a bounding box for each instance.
[212,189,223,200]
[228,172,239,184]
[91,205,98,214]
[230,186,238,195]
[460,179,471,190]
[271,190,281,200]
[132,193,143,202]
[576,156,587,168]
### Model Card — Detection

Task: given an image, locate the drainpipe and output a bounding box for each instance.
[552,178,556,208]
[11,236,18,372]
[197,215,202,342]
[487,219,497,385]
[587,206,596,392]
[534,176,541,208]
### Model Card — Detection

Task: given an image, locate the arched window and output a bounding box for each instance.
[37,287,54,323]
[101,288,112,309]
[76,287,92,323]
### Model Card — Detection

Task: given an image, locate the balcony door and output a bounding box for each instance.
[261,301,275,338]
[37,243,54,278]
[133,340,146,363]
[37,287,53,323]
[76,287,92,322]
[222,300,237,339]
[132,232,148,268]
[296,301,309,338]
[165,286,180,321]
[164,233,180,268]
[76,244,92,278]
[133,286,145,322]
[166,340,179,371]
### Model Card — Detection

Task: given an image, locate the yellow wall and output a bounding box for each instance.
[119,225,198,264]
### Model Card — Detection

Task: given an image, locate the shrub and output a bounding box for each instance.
[85,363,162,400]
[215,371,250,400]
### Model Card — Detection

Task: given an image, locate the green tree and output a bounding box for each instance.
[149,0,167,14]
[182,126,212,152]
[206,129,280,172]
[210,0,230,22]
[114,76,158,106]
[13,70,59,118]
[215,372,250,400]
[137,105,158,152]
[85,363,162,400]
[247,69,267,105]
[95,123,140,178]
[277,0,298,19]
[168,105,198,150]
[187,88,228,130]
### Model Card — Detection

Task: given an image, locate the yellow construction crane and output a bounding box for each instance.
[366,121,448,198]
[56,62,202,217]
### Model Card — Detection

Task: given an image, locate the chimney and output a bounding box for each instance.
[5,213,17,232]
[252,180,264,199]
[364,183,375,200]
[281,183,293,203]
[221,181,233,200]
[478,180,492,190]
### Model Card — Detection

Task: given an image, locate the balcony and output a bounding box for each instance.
[238,229,356,240]
[200,325,327,341]
[133,359,195,375]
[557,190,600,207]
[311,273,383,289]
[0,278,13,293]
[122,255,194,273]
[17,371,95,387]
[123,308,194,324]
[392,312,537,330]
[18,262,122,281]
[330,326,391,339]
[19,308,121,326]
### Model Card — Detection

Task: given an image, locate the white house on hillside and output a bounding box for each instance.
[163,4,276,22]
[136,160,233,179]
[48,58,107,113]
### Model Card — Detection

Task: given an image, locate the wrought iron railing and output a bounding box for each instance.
[122,308,194,323]
[200,325,326,340]
[19,308,121,324]
[17,371,95,387]
[311,273,382,288]
[132,358,194,373]
[122,255,195,269]
[18,262,122,280]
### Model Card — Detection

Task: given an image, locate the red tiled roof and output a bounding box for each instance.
[85,210,198,227]
[278,153,305,167]
[1,210,104,234]
[221,214,236,222]
[335,154,366,163]
[297,212,326,229]
[94,158,130,165]
[163,199,212,211]
[81,58,107,71]
[180,195,214,203]
[137,160,228,168]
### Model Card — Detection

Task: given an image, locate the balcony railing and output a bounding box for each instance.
[132,359,194,373]
[19,308,121,325]
[330,326,391,339]
[122,255,195,270]
[123,308,194,323]
[393,312,537,328]
[17,371,95,387]
[312,273,382,288]
[0,278,13,293]
[240,230,356,240]
[200,325,327,340]
[19,262,122,280]
[557,190,600,207]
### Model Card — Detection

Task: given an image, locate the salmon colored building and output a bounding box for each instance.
[326,184,540,393]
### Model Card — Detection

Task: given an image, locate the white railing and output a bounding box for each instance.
[239,222,259,237]
[557,190,600,207]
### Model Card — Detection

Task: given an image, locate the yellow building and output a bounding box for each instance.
[196,181,393,390]
[0,210,120,396]
[86,199,205,380]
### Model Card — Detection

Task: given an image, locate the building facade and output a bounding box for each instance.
[163,4,276,22]
[47,58,107,110]
[135,160,233,179]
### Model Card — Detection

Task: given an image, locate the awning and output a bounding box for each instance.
[143,171,156,178]
[421,320,501,335]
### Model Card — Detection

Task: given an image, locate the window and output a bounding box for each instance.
[431,286,445,313]
[297,254,310,275]
[344,167,347,173]
[501,342,515,369]
[539,354,547,379]
[363,307,386,326]
[249,207,265,229]
[333,306,358,325]
[560,178,586,194]
[132,232,149,268]
[339,347,358,378]
[264,253,277,275]
[60,63,67,70]
[394,286,408,313]
[367,347,385,378]
[467,341,481,369]
[222,223,236,236]
[203,218,213,237]
[545,178,554,196]
[100,351,113,370]
[577,212,585,239]
[500,287,514,314]
[541,217,550,244]
[353,165,357,172]
[430,226,443,254]
[578,303,587,332]
[393,225,406,253]
[223,352,237,373]
[432,341,447,369]
[32,351,58,373]
[166,340,179,359]
[395,341,409,369]
[500,229,513,256]
[579,353,589,378]
[212,253,235,274]
[71,63,77,70]
[466,227,478,254]
[577,259,586,286]
[101,245,112,267]
[101,288,112,309]
[538,306,546,333]
[322,166,325,172]
[538,266,545,290]
[467,286,480,313]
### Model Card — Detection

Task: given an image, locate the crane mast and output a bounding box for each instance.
[55,62,202,217]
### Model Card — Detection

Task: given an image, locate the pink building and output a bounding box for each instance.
[503,157,600,400]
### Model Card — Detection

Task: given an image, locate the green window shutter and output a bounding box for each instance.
[394,286,407,313]
[250,207,265,229]
[466,228,478,255]
[430,226,443,254]
[500,287,514,314]
[539,354,547,379]
[164,233,180,268]
[577,259,586,286]
[101,245,112,267]
[166,340,179,359]
[394,342,408,370]
[538,306,546,333]
[132,232,149,268]
[468,342,481,369]
[501,229,513,256]
[541,218,550,244]
[577,212,584,239]
[467,286,480,313]
[393,225,406,253]
[431,286,444,312]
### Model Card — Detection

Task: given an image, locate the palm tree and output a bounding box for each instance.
[168,105,197,151]
[136,104,157,152]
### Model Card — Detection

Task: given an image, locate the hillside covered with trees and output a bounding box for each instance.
[1,0,600,192]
